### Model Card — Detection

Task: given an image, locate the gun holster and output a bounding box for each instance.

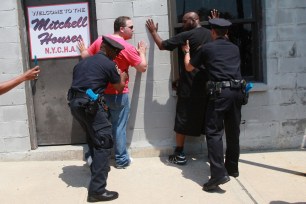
[85,101,99,115]
[240,80,249,105]
[206,81,216,100]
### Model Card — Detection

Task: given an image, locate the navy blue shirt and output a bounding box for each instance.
[191,37,242,82]
[71,52,121,94]
[162,27,211,97]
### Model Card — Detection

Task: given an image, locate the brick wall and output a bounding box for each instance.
[0,0,31,153]
[1,0,305,155]
[240,0,306,150]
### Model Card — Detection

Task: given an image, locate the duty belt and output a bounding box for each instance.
[72,91,88,99]
[220,81,231,88]
[68,89,103,101]
[206,80,244,96]
[207,80,242,89]
[67,90,89,100]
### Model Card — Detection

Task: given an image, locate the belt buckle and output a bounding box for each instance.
[230,80,241,89]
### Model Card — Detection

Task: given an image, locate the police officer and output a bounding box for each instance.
[183,18,244,191]
[68,36,127,202]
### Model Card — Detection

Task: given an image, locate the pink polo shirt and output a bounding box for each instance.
[87,35,142,94]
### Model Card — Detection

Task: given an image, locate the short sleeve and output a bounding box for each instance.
[118,45,142,67]
[162,32,186,51]
[88,37,103,56]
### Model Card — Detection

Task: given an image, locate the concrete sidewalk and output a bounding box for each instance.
[0,150,305,204]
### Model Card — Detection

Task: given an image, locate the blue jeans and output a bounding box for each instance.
[104,93,130,166]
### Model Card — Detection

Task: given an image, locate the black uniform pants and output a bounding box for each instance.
[205,88,243,178]
[69,97,113,195]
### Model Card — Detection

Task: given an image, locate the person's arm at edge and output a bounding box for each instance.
[0,66,40,95]
[146,19,165,50]
[134,40,148,72]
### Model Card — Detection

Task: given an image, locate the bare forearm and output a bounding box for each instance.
[0,75,26,95]
[184,53,195,72]
[0,66,39,95]
[135,40,148,72]
[146,19,164,50]
[150,32,164,50]
[135,53,148,72]
[80,50,90,59]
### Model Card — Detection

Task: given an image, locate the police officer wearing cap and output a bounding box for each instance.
[68,36,127,202]
[183,18,244,191]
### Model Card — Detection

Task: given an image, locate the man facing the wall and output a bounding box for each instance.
[146,11,213,164]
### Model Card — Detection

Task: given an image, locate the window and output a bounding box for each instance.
[168,0,263,82]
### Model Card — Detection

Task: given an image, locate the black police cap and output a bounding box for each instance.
[102,36,125,51]
[209,18,232,29]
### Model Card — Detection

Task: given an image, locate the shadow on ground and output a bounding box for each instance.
[159,154,228,193]
[59,164,90,188]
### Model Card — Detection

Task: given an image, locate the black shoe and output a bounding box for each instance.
[87,190,119,202]
[228,171,239,178]
[225,166,239,178]
[168,151,187,165]
[203,176,230,191]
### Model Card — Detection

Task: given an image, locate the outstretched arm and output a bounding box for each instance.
[146,19,165,50]
[0,66,40,95]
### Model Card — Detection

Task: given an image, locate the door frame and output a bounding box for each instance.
[19,0,98,149]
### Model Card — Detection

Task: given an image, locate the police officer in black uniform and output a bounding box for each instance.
[68,36,127,202]
[183,18,244,191]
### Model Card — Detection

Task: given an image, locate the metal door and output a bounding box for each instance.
[22,0,97,145]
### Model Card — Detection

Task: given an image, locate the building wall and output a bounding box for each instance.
[0,0,305,154]
[95,0,181,154]
[0,0,32,153]
[241,0,306,150]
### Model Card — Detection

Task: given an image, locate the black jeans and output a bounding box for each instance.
[205,88,243,178]
[69,97,113,195]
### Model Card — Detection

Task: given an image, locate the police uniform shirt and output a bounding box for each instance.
[71,52,121,94]
[162,27,211,97]
[190,37,242,82]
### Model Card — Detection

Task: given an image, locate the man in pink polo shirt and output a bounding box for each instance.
[78,16,147,169]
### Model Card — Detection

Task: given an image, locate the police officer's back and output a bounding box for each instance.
[68,36,126,202]
[183,18,244,192]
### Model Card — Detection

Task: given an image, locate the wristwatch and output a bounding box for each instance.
[183,50,190,55]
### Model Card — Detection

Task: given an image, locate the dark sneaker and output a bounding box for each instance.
[87,190,118,202]
[168,152,187,165]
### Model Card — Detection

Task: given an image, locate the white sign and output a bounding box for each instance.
[27,3,91,59]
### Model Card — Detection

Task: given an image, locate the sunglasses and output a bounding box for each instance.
[126,25,134,30]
